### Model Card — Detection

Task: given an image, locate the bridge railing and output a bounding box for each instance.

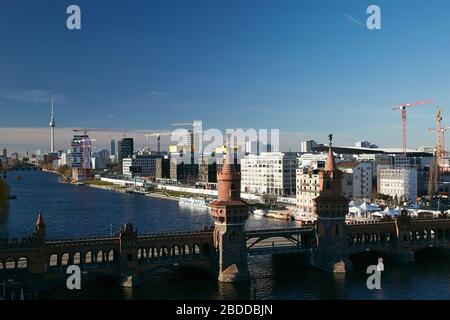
[137,227,214,238]
[246,227,315,235]
[0,235,39,249]
[45,235,119,244]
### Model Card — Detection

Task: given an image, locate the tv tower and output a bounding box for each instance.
[49,97,55,153]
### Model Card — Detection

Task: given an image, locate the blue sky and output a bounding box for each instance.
[1,0,450,152]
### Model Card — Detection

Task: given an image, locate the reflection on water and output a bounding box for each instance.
[3,172,450,300]
[0,205,9,226]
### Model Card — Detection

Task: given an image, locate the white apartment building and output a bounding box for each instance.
[123,155,160,178]
[241,152,297,196]
[296,168,321,213]
[378,166,417,202]
[337,162,373,201]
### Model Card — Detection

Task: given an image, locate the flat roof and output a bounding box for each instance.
[312,145,433,157]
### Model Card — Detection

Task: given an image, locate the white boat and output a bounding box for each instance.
[179,197,209,209]
[294,209,317,222]
[253,209,267,217]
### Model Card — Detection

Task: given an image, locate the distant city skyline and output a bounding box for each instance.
[2,0,450,152]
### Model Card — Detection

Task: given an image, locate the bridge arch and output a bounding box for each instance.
[61,253,70,266]
[107,249,115,261]
[172,245,180,256]
[17,257,28,269]
[5,257,15,269]
[96,250,104,263]
[160,246,169,257]
[73,252,81,264]
[138,248,147,259]
[85,251,93,264]
[49,254,58,267]
[148,247,158,258]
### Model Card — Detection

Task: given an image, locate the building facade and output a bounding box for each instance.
[296,167,321,213]
[122,155,161,178]
[241,152,297,196]
[378,166,418,202]
[118,138,134,173]
[69,134,91,169]
[336,162,372,201]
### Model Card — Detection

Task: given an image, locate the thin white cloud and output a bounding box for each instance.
[0,89,65,104]
[148,90,171,96]
[343,14,366,28]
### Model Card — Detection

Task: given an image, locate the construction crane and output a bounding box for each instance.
[392,99,434,155]
[427,108,448,199]
[73,128,129,137]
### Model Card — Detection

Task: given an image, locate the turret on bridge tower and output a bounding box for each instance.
[34,211,46,244]
[312,135,352,272]
[210,136,249,282]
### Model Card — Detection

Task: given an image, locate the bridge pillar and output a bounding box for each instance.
[118,222,140,287]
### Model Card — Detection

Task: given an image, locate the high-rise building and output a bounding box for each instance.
[118,138,134,173]
[300,140,317,153]
[110,139,116,157]
[69,133,92,169]
[49,97,55,153]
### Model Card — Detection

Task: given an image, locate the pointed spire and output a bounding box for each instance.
[325,134,337,172]
[36,211,44,227]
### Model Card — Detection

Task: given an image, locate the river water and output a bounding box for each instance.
[1,171,450,300]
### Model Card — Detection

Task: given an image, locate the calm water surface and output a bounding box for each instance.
[1,172,449,300]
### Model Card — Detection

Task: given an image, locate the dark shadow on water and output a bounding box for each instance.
[0,205,10,227]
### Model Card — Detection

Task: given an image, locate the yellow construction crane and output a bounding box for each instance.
[428,108,444,198]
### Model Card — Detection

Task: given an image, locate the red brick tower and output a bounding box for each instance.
[313,134,352,272]
[210,140,249,282]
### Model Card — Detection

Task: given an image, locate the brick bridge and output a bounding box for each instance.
[1,212,450,288]
[2,144,450,288]
[0,215,316,288]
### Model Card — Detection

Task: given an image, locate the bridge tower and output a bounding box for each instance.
[393,209,415,261]
[34,211,46,244]
[210,138,249,282]
[312,135,352,272]
[27,212,49,279]
[119,222,139,287]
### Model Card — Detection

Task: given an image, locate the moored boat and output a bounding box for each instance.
[179,197,209,209]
